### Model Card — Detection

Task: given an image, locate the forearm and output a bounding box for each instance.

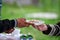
[42,22,60,36]
[0,18,28,33]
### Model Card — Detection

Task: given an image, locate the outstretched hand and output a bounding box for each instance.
[27,20,48,31]
[17,18,30,28]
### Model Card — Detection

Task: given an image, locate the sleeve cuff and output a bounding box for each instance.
[14,19,17,27]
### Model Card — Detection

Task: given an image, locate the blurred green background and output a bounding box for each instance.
[2,0,60,40]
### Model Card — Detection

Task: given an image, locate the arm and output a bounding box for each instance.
[42,22,60,36]
[0,18,30,33]
[30,20,60,36]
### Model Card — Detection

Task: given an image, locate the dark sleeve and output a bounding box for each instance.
[0,19,15,33]
[42,22,60,36]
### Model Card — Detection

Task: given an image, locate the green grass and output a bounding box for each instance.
[2,3,60,40]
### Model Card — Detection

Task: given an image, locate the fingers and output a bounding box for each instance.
[29,20,47,31]
[17,19,41,28]
[32,24,48,31]
[17,18,47,31]
[17,18,33,28]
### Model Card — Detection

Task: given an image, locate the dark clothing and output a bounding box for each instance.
[43,22,60,36]
[0,19,15,33]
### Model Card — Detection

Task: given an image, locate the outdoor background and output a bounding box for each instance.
[2,0,60,40]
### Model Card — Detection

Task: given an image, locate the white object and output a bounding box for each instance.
[25,12,58,19]
[26,20,44,25]
[11,28,20,36]
[0,29,21,40]
[11,28,21,40]
[0,33,6,40]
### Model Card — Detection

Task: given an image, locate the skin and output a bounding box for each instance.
[5,18,30,33]
[5,18,48,33]
[32,24,48,31]
[27,20,48,31]
[17,18,30,28]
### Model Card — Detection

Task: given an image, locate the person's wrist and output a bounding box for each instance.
[43,24,48,31]
[16,19,20,28]
[16,18,23,28]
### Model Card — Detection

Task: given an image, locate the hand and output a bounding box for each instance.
[32,24,48,31]
[17,18,30,28]
[27,20,48,31]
